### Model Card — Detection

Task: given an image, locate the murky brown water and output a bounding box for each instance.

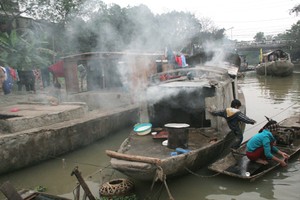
[1,70,300,200]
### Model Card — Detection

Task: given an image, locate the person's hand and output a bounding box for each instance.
[206,106,216,113]
[281,152,290,159]
[206,107,214,113]
[251,120,256,125]
[279,159,287,167]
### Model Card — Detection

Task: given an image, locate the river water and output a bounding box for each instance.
[1,70,300,200]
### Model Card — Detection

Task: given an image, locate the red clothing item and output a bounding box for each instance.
[9,67,17,80]
[246,142,275,161]
[48,60,64,77]
[175,55,182,67]
[246,147,267,161]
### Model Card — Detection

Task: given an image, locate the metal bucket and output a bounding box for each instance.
[164,123,190,149]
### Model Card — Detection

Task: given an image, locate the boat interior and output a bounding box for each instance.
[120,127,223,159]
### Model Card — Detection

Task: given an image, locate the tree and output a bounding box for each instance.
[253,32,265,42]
[0,29,55,69]
[290,4,300,16]
[281,21,300,60]
[12,0,85,24]
[156,11,202,51]
[198,17,216,32]
[1,0,229,63]
[0,0,90,63]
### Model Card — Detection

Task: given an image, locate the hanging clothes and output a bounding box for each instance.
[0,67,5,95]
[33,69,43,90]
[3,66,13,94]
[9,67,17,80]
[175,55,182,67]
[48,60,64,77]
[181,54,187,67]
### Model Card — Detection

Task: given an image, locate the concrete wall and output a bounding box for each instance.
[0,105,139,175]
[66,92,133,111]
[0,104,88,133]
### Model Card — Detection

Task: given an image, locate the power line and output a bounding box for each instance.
[216,17,297,24]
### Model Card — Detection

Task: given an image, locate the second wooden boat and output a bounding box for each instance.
[208,116,300,181]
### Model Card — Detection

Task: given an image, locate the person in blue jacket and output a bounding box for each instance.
[246,122,290,166]
[209,99,256,149]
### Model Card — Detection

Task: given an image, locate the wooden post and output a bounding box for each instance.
[71,167,96,200]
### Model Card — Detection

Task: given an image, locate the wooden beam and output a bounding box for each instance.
[106,150,161,165]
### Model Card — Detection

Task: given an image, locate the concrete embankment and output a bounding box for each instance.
[0,92,139,175]
[0,105,139,175]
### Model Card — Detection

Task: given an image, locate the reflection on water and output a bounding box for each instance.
[239,72,300,142]
[1,71,300,200]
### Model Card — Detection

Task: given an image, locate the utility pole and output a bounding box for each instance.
[227,27,234,40]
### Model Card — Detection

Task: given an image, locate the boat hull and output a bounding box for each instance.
[107,66,245,181]
[256,59,294,76]
[110,129,235,181]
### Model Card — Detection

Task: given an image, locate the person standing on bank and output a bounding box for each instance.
[209,99,256,149]
[246,122,290,166]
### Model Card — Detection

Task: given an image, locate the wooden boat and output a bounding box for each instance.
[208,116,300,181]
[22,191,71,200]
[239,55,254,72]
[0,167,96,200]
[106,65,246,181]
[0,181,71,200]
[256,49,294,76]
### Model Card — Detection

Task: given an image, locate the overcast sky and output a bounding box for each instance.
[103,0,299,41]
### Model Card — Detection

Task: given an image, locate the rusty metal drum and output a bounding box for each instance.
[164,123,190,149]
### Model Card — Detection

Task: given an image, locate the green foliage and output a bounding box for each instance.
[0,0,228,68]
[34,185,47,192]
[0,29,55,69]
[156,11,202,50]
[290,4,300,16]
[253,32,265,42]
[17,0,85,24]
[281,21,300,59]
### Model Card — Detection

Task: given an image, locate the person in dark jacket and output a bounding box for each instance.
[209,99,256,149]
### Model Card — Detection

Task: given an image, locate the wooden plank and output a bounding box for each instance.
[106,150,162,165]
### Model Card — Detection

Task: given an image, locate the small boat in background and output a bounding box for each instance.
[238,54,255,72]
[255,49,294,77]
[208,116,300,181]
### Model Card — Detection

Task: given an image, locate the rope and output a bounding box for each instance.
[243,102,297,133]
[184,167,221,178]
[72,183,80,200]
[150,166,175,200]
